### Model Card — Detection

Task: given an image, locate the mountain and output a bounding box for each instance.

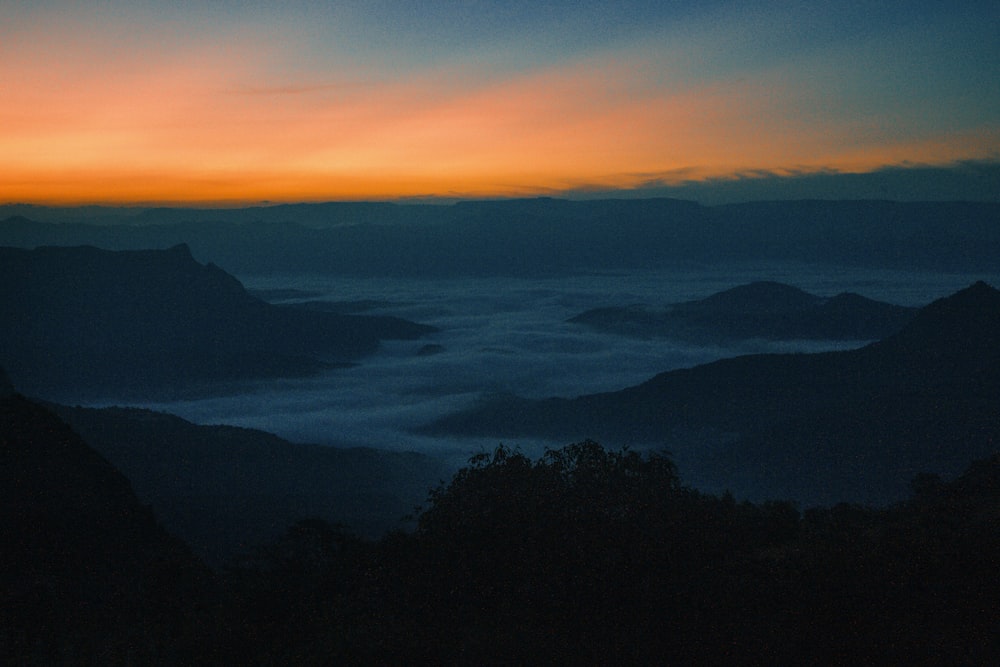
[0,392,209,662]
[3,199,998,276]
[0,244,436,400]
[569,281,916,342]
[426,282,1000,506]
[47,403,451,566]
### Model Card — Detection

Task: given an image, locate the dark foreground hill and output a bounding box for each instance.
[5,387,1000,663]
[48,403,451,566]
[0,393,209,663]
[569,280,916,342]
[0,244,436,401]
[427,282,1000,506]
[209,443,1000,664]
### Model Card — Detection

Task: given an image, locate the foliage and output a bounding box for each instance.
[219,442,1000,665]
[8,417,1000,664]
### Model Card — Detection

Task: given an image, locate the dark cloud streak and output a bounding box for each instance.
[565,160,1000,204]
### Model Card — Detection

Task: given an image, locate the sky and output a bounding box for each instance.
[1,0,998,205]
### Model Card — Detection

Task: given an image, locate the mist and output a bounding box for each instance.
[107,262,998,472]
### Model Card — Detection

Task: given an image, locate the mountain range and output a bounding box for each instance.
[2,198,999,276]
[4,199,1000,661]
[0,244,436,401]
[568,280,916,342]
[45,402,449,566]
[426,281,1000,506]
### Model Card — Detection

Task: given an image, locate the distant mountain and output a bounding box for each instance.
[47,403,451,566]
[426,282,1000,506]
[569,281,916,342]
[2,198,998,276]
[0,393,208,662]
[0,244,436,400]
[0,201,429,227]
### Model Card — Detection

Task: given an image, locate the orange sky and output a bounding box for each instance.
[2,2,997,204]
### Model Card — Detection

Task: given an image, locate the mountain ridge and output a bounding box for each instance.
[426,282,1000,505]
[47,402,451,566]
[3,199,998,276]
[0,244,437,401]
[569,280,916,342]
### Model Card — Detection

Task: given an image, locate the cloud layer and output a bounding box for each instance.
[121,264,1000,470]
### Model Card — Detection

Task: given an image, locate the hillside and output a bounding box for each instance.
[426,282,1000,506]
[0,394,209,662]
[0,244,436,400]
[4,377,1000,662]
[207,443,1000,664]
[569,280,916,342]
[48,403,451,566]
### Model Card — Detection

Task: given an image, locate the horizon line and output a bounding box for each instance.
[3,159,997,209]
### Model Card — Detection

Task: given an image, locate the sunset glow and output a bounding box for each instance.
[2,1,997,204]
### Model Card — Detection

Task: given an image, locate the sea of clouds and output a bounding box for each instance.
[120,262,998,468]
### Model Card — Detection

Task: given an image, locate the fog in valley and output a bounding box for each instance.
[119,263,997,470]
[6,199,1000,505]
[6,0,1000,657]
[7,204,1000,662]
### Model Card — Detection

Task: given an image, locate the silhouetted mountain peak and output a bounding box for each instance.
[569,280,915,342]
[0,244,435,400]
[823,292,869,307]
[946,280,999,305]
[167,241,193,257]
[693,281,820,312]
[876,281,1000,357]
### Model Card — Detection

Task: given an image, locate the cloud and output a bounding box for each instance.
[562,159,1000,204]
[113,266,1000,466]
